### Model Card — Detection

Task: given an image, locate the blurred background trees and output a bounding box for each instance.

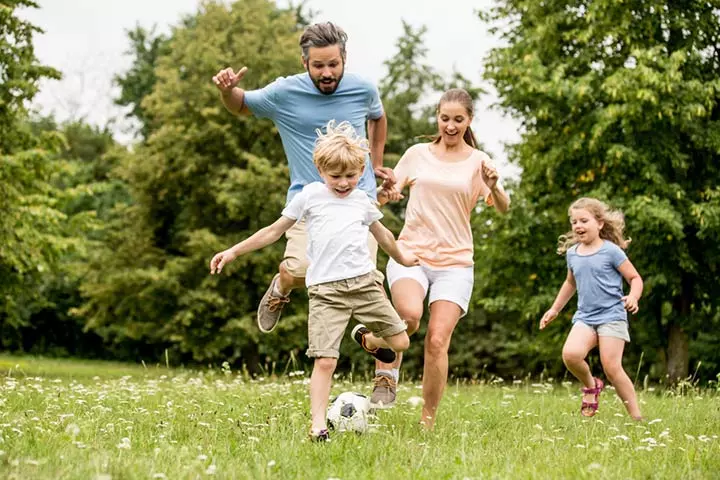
[2,0,718,383]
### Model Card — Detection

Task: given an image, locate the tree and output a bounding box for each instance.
[0,0,69,343]
[114,25,171,140]
[77,0,308,367]
[481,0,720,381]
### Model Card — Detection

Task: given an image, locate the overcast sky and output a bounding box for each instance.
[23,0,520,176]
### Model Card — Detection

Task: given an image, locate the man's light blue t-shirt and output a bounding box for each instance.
[567,240,629,325]
[243,72,384,204]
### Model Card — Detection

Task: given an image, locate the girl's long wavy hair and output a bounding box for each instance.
[557,197,630,254]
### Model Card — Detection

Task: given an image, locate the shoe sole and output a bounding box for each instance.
[350,323,365,341]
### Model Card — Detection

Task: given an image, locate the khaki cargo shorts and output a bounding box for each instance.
[306,272,407,358]
[284,220,379,279]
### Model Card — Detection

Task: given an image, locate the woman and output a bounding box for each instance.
[374,88,510,428]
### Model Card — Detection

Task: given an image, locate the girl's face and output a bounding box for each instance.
[570,208,603,245]
[437,101,472,147]
[320,167,362,198]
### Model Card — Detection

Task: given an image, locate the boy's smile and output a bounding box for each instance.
[320,168,362,198]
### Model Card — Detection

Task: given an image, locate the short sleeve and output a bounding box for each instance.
[367,83,384,120]
[363,198,384,226]
[281,186,308,221]
[607,242,628,268]
[243,77,284,119]
[393,145,419,192]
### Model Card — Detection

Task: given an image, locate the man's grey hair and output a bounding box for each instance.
[299,22,348,60]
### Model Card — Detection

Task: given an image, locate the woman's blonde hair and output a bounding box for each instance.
[313,120,368,174]
[557,197,630,254]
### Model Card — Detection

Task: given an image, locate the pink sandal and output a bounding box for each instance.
[580,377,604,417]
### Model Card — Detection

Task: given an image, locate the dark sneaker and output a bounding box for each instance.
[309,428,330,442]
[351,324,396,363]
[369,373,397,409]
[257,274,289,333]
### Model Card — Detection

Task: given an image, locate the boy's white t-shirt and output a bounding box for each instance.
[281,182,383,287]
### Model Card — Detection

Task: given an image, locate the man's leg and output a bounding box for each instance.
[256,221,308,333]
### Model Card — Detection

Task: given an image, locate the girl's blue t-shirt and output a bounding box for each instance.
[567,240,628,325]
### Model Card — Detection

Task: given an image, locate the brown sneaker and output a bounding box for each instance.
[257,274,289,333]
[369,373,397,409]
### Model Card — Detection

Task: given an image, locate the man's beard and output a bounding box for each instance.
[311,71,344,95]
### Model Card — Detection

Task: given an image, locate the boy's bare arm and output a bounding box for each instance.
[210,216,295,274]
[369,221,419,267]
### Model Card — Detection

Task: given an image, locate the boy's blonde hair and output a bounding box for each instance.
[314,120,368,174]
[557,197,631,254]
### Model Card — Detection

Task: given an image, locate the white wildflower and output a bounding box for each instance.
[117,437,131,450]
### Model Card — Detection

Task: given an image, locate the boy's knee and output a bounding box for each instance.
[314,357,338,374]
[388,332,410,352]
[279,261,304,290]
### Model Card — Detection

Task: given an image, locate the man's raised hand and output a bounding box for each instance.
[212,66,248,93]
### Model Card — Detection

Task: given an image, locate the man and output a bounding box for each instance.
[212,22,394,340]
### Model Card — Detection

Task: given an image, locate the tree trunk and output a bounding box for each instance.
[666,323,689,382]
[667,275,693,383]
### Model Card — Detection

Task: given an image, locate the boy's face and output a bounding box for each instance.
[320,167,363,198]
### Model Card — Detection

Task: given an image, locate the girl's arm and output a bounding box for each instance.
[368,221,419,267]
[539,269,577,329]
[210,216,296,274]
[618,259,643,314]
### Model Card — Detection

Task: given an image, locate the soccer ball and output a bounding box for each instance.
[327,392,371,433]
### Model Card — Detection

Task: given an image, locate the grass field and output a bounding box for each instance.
[0,355,718,479]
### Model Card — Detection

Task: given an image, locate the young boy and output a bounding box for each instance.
[209,120,418,441]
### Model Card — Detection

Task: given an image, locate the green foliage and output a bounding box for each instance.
[114,25,171,140]
[19,118,129,357]
[77,0,308,366]
[0,1,68,342]
[480,0,720,380]
[0,0,60,153]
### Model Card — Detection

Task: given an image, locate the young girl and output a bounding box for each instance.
[540,198,643,420]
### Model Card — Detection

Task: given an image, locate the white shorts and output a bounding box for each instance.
[386,258,474,316]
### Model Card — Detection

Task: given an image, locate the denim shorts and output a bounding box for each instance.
[573,320,631,343]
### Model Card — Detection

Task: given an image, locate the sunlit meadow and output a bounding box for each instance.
[0,355,718,479]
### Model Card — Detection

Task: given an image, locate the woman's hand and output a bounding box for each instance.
[481,160,499,190]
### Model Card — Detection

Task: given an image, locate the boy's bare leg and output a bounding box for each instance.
[309,357,338,432]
